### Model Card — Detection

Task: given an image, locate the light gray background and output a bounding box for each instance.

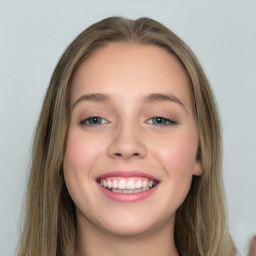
[0,1,255,255]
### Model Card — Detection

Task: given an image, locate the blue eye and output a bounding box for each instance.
[80,116,108,126]
[148,117,177,125]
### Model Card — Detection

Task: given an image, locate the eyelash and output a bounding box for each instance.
[147,117,178,126]
[79,116,108,126]
[79,116,177,126]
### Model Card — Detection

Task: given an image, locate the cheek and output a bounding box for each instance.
[154,131,198,173]
[64,131,103,173]
[63,131,103,199]
[153,132,197,211]
[63,131,107,211]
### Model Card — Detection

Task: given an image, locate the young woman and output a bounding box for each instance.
[16,17,236,256]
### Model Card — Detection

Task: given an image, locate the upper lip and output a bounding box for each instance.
[96,170,160,182]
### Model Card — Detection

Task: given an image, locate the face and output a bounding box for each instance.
[64,43,202,236]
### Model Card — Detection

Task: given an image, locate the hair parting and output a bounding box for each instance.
[16,16,236,256]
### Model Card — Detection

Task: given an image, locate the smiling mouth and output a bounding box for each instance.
[99,177,158,194]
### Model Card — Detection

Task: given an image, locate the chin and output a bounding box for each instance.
[95,210,174,237]
[102,223,157,237]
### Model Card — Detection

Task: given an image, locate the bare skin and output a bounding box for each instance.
[74,214,178,256]
[65,43,202,256]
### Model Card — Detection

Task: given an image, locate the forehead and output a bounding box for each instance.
[70,42,192,109]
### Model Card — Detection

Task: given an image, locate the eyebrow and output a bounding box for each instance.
[71,93,110,110]
[145,93,187,112]
[71,92,187,112]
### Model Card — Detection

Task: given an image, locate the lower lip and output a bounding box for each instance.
[97,183,158,203]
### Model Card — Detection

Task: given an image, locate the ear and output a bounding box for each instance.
[192,158,203,176]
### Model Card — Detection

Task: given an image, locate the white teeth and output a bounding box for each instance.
[118,179,126,189]
[112,188,147,193]
[107,179,112,189]
[112,179,118,188]
[142,180,147,188]
[100,177,158,193]
[127,180,135,189]
[135,180,142,189]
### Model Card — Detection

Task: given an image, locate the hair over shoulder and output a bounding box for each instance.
[16,16,236,256]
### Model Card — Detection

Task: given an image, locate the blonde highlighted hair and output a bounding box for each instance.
[16,17,236,256]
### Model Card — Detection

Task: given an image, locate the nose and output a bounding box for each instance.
[107,123,147,160]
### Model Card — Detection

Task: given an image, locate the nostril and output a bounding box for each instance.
[113,152,140,157]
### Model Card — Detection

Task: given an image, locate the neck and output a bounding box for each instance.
[74,212,179,256]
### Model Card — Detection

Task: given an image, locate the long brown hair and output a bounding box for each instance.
[16,17,236,256]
